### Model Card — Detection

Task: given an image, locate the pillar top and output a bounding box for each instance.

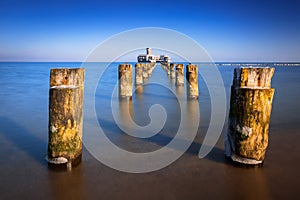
[234,67,275,89]
[50,68,85,87]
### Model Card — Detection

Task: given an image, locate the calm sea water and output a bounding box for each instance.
[0,62,299,199]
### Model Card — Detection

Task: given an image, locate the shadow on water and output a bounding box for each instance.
[96,86,228,165]
[146,133,227,164]
[0,116,48,166]
[98,116,227,164]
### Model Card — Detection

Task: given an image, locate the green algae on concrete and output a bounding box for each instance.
[48,68,84,168]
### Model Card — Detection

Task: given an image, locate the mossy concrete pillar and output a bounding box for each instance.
[119,63,132,100]
[176,64,184,86]
[186,64,198,99]
[226,67,275,165]
[48,68,85,170]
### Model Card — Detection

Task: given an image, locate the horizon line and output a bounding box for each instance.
[0,61,300,63]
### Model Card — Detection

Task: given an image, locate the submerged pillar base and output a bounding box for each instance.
[225,135,263,165]
[46,154,82,171]
[226,67,275,166]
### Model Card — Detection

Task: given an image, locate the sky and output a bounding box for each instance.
[0,0,299,62]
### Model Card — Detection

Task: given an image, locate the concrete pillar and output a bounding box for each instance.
[149,63,155,75]
[162,63,168,72]
[146,63,151,76]
[118,64,132,100]
[176,64,184,86]
[186,64,199,99]
[48,68,85,170]
[167,63,171,75]
[142,63,149,80]
[225,67,275,165]
[170,63,175,79]
[135,63,143,85]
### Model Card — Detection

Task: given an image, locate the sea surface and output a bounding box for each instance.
[0,62,299,199]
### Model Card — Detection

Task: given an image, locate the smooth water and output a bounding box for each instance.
[0,62,299,199]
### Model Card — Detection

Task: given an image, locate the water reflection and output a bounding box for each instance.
[176,85,184,100]
[169,75,176,85]
[225,167,270,199]
[48,163,85,199]
[186,99,200,125]
[118,99,134,132]
[134,84,143,96]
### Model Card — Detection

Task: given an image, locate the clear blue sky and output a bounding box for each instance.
[0,0,299,62]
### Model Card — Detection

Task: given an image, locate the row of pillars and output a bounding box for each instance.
[119,62,199,100]
[118,62,156,99]
[47,66,275,170]
[135,62,156,84]
[161,62,199,99]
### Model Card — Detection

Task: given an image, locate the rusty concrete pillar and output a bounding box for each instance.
[176,64,184,86]
[170,63,175,79]
[225,67,275,165]
[142,63,149,80]
[135,63,143,85]
[149,63,155,75]
[186,64,199,99]
[146,63,151,77]
[167,63,171,75]
[118,63,132,100]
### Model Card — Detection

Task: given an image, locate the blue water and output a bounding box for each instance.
[0,62,299,199]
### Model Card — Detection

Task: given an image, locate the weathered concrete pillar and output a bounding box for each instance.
[146,63,151,76]
[119,64,132,99]
[148,63,152,75]
[176,64,184,86]
[170,63,175,79]
[167,63,171,75]
[161,63,165,71]
[225,67,275,165]
[135,63,143,85]
[48,68,85,170]
[186,64,199,99]
[162,63,168,72]
[149,63,155,75]
[142,63,149,80]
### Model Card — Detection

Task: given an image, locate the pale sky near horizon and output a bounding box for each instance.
[0,0,299,62]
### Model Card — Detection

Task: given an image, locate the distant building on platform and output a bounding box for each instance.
[137,48,171,63]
